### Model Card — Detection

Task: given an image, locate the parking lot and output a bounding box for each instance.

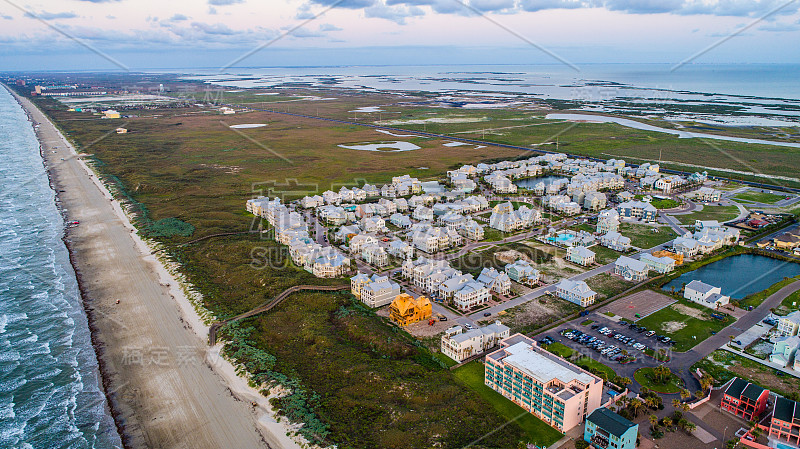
[540,313,679,371]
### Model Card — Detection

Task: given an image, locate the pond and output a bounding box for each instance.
[337,140,420,152]
[662,254,800,299]
[514,176,569,189]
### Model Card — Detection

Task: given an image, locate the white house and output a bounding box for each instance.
[554,279,597,307]
[388,239,414,260]
[639,252,675,274]
[413,206,434,222]
[505,260,540,286]
[351,273,401,308]
[600,231,631,252]
[777,311,800,337]
[614,256,649,282]
[477,267,512,296]
[684,280,729,308]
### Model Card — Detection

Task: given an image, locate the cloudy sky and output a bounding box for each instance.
[1,0,799,70]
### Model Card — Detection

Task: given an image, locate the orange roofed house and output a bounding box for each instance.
[389,293,432,326]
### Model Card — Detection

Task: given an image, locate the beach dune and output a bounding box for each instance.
[9,88,290,449]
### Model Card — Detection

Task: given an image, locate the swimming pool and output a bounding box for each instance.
[547,232,576,244]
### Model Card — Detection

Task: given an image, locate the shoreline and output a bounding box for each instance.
[5,85,304,449]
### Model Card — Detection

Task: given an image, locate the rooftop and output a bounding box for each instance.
[502,341,596,386]
[587,407,637,437]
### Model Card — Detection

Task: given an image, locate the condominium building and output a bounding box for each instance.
[584,407,638,449]
[441,322,510,362]
[769,397,800,447]
[350,273,401,308]
[485,334,604,432]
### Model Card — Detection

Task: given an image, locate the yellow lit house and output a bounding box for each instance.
[389,293,432,326]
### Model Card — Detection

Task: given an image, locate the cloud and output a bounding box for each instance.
[169,14,190,21]
[519,0,592,12]
[74,0,121,3]
[208,0,244,5]
[24,11,79,20]
[470,0,517,12]
[189,21,237,35]
[758,18,800,31]
[309,0,377,9]
[365,3,425,22]
[288,27,325,37]
[2,15,13,20]
[319,23,343,31]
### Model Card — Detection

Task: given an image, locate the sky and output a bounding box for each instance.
[0,0,799,70]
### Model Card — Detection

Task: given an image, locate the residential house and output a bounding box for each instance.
[639,252,675,274]
[300,195,324,209]
[555,279,597,307]
[599,231,630,252]
[387,239,414,260]
[362,184,380,198]
[441,322,510,362]
[361,243,389,267]
[616,201,658,222]
[615,191,634,203]
[694,187,722,202]
[393,197,409,212]
[378,198,397,215]
[312,251,350,278]
[484,334,604,432]
[317,205,347,225]
[584,408,638,449]
[389,213,412,229]
[351,273,401,308]
[381,183,397,198]
[721,377,769,421]
[477,267,512,296]
[361,216,386,233]
[614,256,649,282]
[452,281,492,311]
[768,397,800,447]
[596,213,620,234]
[349,234,379,254]
[777,311,800,337]
[684,280,730,308]
[672,235,699,257]
[335,224,360,243]
[459,219,485,241]
[567,245,595,266]
[583,192,607,211]
[770,336,800,369]
[389,293,432,326]
[413,206,434,222]
[505,260,540,286]
[322,190,341,205]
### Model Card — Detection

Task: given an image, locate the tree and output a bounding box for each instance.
[649,414,659,428]
[680,389,691,400]
[662,417,673,430]
[629,398,645,417]
[575,439,589,449]
[700,376,714,393]
[645,396,659,410]
[684,421,696,434]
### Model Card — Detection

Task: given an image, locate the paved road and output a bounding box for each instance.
[11,90,279,449]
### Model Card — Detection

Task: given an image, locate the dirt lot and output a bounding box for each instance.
[520,241,586,283]
[673,303,709,320]
[485,296,580,333]
[605,290,676,321]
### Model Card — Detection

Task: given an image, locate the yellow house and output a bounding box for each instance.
[652,250,684,266]
[389,293,432,326]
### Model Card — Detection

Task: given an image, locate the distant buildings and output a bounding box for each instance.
[389,293,432,326]
[555,279,597,307]
[441,322,510,362]
[484,334,603,432]
[584,407,638,449]
[684,280,730,308]
[693,187,722,202]
[616,201,657,222]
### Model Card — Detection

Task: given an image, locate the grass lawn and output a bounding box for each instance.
[482,227,513,242]
[650,198,680,209]
[569,223,596,234]
[589,245,627,265]
[738,275,800,309]
[489,200,534,210]
[635,297,735,352]
[581,319,594,326]
[544,342,575,358]
[775,289,800,316]
[633,367,684,394]
[692,349,800,398]
[452,362,563,446]
[575,356,617,381]
[734,190,788,204]
[618,223,677,249]
[585,273,636,300]
[675,205,741,225]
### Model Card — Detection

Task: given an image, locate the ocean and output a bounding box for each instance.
[0,87,122,448]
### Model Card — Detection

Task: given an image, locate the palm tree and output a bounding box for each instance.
[649,414,659,428]
[680,389,691,400]
[684,421,696,434]
[630,398,645,417]
[663,417,673,430]
[645,396,659,409]
[672,399,682,409]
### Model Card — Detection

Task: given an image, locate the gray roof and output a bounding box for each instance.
[686,279,717,294]
[588,407,637,437]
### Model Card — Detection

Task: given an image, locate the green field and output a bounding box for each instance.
[589,245,627,265]
[618,223,677,249]
[544,342,575,358]
[650,198,680,209]
[675,205,741,225]
[776,290,800,316]
[739,275,800,309]
[574,356,617,381]
[635,297,735,352]
[734,190,788,204]
[633,367,684,394]
[585,273,636,300]
[452,362,563,446]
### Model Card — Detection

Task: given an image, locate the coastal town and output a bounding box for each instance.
[247,149,800,449]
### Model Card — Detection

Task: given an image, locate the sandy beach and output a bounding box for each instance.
[7,87,301,449]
